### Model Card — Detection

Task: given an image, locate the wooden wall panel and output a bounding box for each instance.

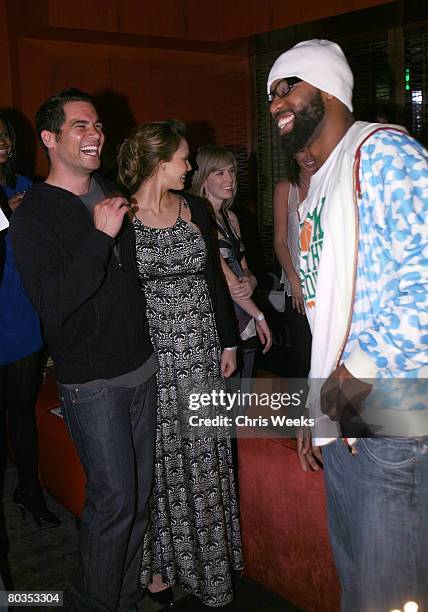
[45,0,394,43]
[0,0,13,106]
[47,0,120,33]
[17,38,251,177]
[47,0,221,42]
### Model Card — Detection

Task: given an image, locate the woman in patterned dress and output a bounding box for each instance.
[191,145,272,381]
[117,120,243,607]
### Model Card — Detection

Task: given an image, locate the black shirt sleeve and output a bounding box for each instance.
[10,198,115,328]
[186,194,239,349]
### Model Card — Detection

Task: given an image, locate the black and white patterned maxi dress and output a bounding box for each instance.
[133,200,242,607]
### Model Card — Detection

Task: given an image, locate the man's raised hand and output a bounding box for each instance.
[93,196,129,238]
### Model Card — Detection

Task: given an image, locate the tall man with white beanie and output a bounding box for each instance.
[268,39,428,611]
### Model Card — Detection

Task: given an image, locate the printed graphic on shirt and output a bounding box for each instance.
[299,196,325,309]
[341,129,428,378]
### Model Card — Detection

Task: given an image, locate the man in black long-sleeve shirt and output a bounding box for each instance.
[10,89,156,612]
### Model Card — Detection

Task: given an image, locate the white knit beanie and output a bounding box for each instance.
[267,39,354,112]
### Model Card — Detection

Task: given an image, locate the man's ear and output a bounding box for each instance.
[40,130,57,151]
[320,90,335,104]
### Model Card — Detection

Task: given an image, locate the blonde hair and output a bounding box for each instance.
[117,119,186,193]
[191,144,237,211]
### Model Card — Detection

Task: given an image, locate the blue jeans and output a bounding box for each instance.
[323,437,428,612]
[58,376,156,612]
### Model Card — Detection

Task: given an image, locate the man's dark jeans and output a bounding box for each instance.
[323,436,428,612]
[58,375,156,611]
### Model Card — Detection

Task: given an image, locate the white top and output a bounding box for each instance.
[0,208,8,232]
[299,139,345,444]
[280,182,301,296]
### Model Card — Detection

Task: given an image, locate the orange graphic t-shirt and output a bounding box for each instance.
[299,196,326,310]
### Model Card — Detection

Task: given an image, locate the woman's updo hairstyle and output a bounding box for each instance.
[118,119,186,193]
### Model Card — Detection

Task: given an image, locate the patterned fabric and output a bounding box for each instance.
[342,130,428,377]
[299,197,326,310]
[133,200,242,607]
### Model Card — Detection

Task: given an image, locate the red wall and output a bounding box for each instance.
[1,0,394,177]
[15,38,251,176]
[46,0,222,42]
[0,0,12,104]
[46,0,393,41]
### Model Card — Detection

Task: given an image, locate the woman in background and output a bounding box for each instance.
[273,147,316,378]
[191,145,272,381]
[0,112,59,527]
[118,120,242,608]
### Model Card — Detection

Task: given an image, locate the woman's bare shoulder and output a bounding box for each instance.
[274,179,292,197]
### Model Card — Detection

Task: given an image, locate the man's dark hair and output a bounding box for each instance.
[35,88,94,154]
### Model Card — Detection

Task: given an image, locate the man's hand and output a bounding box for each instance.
[220,349,237,378]
[296,426,323,472]
[321,364,372,422]
[93,196,130,238]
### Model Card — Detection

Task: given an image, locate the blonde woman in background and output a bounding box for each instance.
[191,145,272,382]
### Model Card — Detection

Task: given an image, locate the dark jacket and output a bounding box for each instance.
[10,174,153,383]
[181,192,239,348]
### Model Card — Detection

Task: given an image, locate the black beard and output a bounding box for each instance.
[280,91,325,156]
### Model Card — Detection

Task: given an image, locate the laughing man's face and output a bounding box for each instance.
[47,101,105,176]
[269,80,325,156]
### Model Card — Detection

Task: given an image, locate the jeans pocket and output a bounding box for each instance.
[58,383,106,406]
[74,386,106,405]
[359,437,416,468]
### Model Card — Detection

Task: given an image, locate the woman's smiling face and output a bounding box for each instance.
[0,118,12,166]
[295,147,317,175]
[203,164,236,207]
